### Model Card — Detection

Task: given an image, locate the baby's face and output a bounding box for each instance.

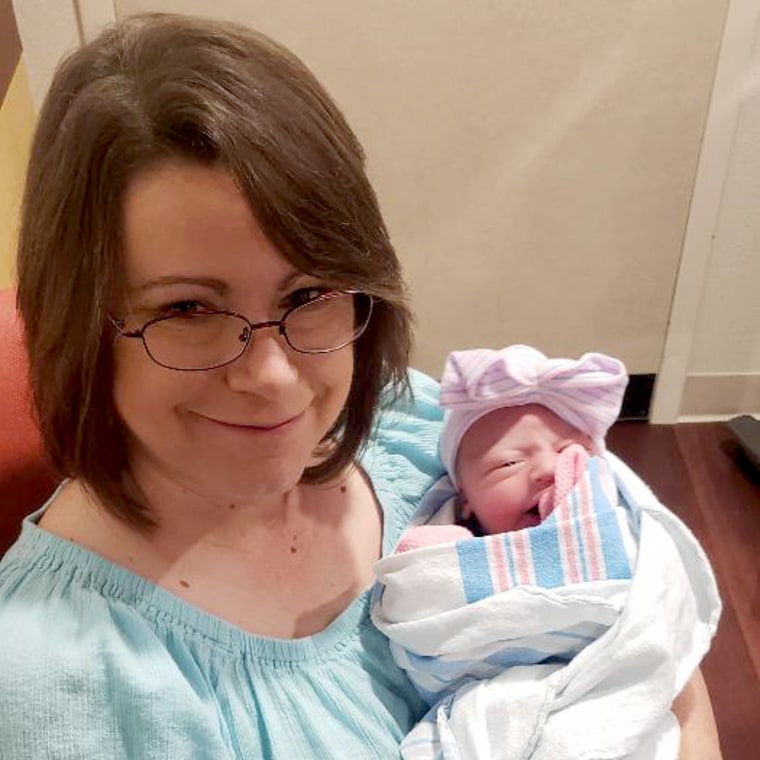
[456,404,591,533]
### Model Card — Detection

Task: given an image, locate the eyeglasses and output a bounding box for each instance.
[111,290,374,371]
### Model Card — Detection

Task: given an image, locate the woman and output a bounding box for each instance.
[0,13,720,759]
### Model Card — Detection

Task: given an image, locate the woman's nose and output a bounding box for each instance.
[224,329,299,396]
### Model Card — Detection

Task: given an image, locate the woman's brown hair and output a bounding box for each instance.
[16,13,412,528]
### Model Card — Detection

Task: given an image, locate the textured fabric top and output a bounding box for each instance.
[0,369,446,760]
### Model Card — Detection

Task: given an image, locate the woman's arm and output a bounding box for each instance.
[672,668,723,759]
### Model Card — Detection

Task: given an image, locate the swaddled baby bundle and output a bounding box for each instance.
[371,451,721,760]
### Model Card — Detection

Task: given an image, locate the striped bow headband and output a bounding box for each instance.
[439,345,628,486]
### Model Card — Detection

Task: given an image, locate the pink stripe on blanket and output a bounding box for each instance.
[488,535,512,592]
[509,530,536,585]
[559,508,582,584]
[544,444,586,585]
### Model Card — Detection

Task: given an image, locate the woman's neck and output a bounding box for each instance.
[124,452,358,560]
[40,464,381,638]
[43,461,351,575]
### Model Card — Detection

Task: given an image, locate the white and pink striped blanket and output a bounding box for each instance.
[371,453,721,760]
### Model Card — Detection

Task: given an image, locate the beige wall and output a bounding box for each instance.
[3,0,113,288]
[0,59,35,287]
[0,0,36,289]
[117,0,727,378]
[15,1,756,416]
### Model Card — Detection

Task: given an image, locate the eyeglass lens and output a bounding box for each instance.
[142,292,371,370]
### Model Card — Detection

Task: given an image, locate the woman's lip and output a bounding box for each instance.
[199,412,303,432]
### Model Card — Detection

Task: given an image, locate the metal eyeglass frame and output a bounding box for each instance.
[110,289,374,372]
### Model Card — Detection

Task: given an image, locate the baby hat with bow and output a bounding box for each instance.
[439,344,629,488]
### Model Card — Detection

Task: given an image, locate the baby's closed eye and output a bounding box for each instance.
[499,459,523,469]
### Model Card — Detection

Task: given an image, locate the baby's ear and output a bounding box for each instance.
[456,495,472,520]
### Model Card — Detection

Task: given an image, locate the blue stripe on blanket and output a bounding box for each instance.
[402,622,609,706]
[596,511,633,579]
[551,627,601,643]
[589,458,633,579]
[404,651,470,678]
[528,524,564,587]
[456,540,494,602]
[485,646,569,668]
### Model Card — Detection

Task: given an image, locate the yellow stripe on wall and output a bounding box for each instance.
[0,58,35,288]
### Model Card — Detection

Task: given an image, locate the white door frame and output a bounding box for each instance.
[11,0,116,111]
[651,0,760,423]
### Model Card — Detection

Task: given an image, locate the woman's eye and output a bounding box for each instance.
[285,287,329,309]
[161,299,213,316]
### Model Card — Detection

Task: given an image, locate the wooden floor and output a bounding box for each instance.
[606,421,760,760]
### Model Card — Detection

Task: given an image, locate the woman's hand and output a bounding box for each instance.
[672,668,723,759]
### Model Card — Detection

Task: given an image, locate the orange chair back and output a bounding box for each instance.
[0,288,58,554]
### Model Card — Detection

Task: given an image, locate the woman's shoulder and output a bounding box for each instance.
[0,528,238,757]
[0,535,208,757]
[362,370,446,539]
[0,595,230,760]
[370,368,444,471]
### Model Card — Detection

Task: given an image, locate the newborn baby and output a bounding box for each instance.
[373,345,719,760]
[398,345,624,551]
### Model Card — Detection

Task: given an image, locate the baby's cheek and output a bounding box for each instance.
[481,481,522,514]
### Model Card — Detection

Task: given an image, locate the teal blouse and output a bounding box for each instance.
[0,370,445,759]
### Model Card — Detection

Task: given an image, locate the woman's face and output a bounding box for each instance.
[113,161,355,502]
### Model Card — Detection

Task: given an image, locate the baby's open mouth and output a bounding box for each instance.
[518,504,542,529]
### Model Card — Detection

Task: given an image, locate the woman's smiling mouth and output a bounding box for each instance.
[196,411,305,433]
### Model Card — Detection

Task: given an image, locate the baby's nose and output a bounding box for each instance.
[531,450,557,483]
